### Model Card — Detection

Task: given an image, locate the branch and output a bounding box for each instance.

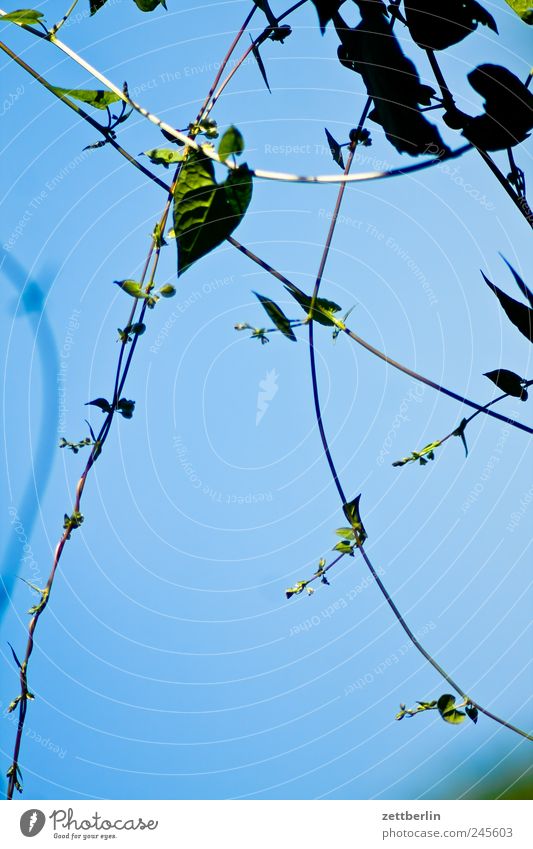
[1,7,471,186]
[226,237,533,437]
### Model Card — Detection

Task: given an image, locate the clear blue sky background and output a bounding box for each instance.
[0,0,531,800]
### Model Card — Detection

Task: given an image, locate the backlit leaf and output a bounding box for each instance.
[218,126,245,163]
[0,8,44,24]
[437,694,466,724]
[503,0,533,23]
[50,86,121,110]
[143,148,184,167]
[173,150,252,275]
[342,494,368,545]
[283,281,341,326]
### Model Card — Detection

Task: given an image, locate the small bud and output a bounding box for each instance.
[159,284,176,298]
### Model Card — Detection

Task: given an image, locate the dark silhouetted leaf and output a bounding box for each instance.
[503,0,533,24]
[448,65,533,151]
[482,270,533,343]
[283,281,341,326]
[437,694,466,724]
[117,398,135,419]
[7,642,21,669]
[466,703,479,723]
[342,494,368,544]
[500,256,533,308]
[0,8,44,24]
[324,128,345,169]
[253,0,277,26]
[453,418,469,457]
[218,126,245,162]
[334,4,448,156]
[50,86,121,110]
[404,0,497,51]
[254,293,296,341]
[310,0,343,33]
[90,0,108,13]
[484,369,528,400]
[173,150,252,274]
[85,398,112,413]
[133,0,166,11]
[251,39,271,93]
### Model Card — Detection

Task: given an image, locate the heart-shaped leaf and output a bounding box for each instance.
[173,150,252,275]
[437,694,466,724]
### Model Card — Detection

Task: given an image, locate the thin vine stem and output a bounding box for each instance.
[301,80,533,742]
[0,6,472,186]
[0,40,170,192]
[226,237,533,436]
[426,48,533,231]
[3,4,256,798]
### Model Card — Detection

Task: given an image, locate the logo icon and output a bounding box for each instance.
[256,368,279,425]
[20,809,46,837]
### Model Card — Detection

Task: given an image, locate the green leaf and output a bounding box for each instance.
[324,128,345,170]
[283,281,342,326]
[437,694,467,724]
[483,270,533,343]
[484,369,528,400]
[143,148,185,168]
[342,495,368,545]
[285,580,308,599]
[503,0,533,23]
[333,540,354,554]
[50,86,121,110]
[114,279,148,299]
[173,150,252,275]
[0,8,44,24]
[392,440,443,468]
[159,284,176,298]
[253,292,296,341]
[218,127,245,163]
[335,527,355,539]
[133,0,167,11]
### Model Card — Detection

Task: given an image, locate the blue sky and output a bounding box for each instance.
[0,0,532,799]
